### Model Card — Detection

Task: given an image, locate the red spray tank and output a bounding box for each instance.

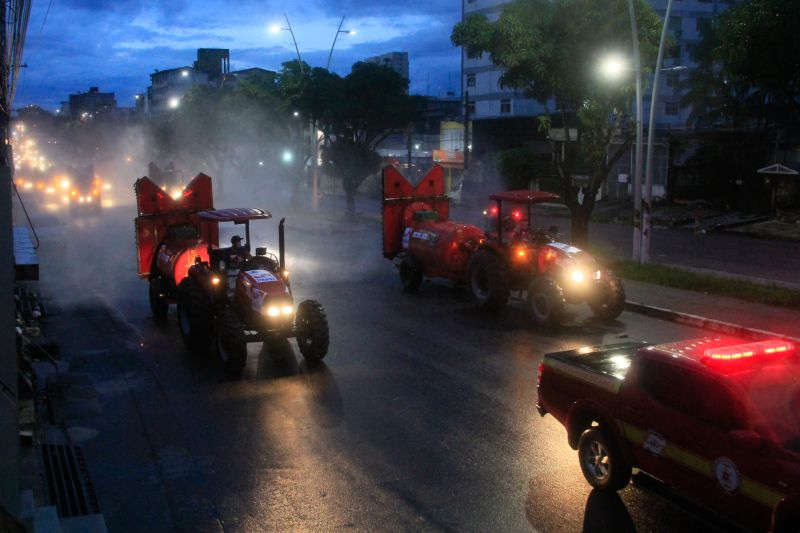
[382,165,483,283]
[134,173,218,286]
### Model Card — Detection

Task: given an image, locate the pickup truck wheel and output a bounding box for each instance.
[177,277,213,353]
[467,250,509,310]
[296,300,329,364]
[528,277,566,327]
[399,255,423,292]
[589,272,626,320]
[149,277,168,320]
[578,428,631,491]
[216,306,247,378]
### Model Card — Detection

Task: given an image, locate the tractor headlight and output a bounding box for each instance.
[265,306,280,317]
[570,270,585,283]
[211,275,221,286]
[281,305,293,316]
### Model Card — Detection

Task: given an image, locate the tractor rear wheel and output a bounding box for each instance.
[528,276,566,327]
[149,277,168,320]
[589,272,626,320]
[399,255,423,291]
[296,300,329,364]
[216,306,247,378]
[177,277,213,353]
[467,250,509,310]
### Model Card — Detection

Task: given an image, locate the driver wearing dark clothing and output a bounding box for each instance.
[227,235,249,268]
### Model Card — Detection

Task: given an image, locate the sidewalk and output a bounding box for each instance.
[622,279,800,341]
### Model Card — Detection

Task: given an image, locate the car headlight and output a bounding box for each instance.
[594,270,602,280]
[570,270,585,283]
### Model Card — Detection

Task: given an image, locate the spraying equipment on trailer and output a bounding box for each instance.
[134,173,329,376]
[382,165,625,326]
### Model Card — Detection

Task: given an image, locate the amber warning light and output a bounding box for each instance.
[703,340,795,362]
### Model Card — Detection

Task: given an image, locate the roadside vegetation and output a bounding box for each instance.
[612,260,800,309]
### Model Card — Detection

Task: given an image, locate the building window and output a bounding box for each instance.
[466,101,476,115]
[466,73,475,88]
[500,99,511,114]
[665,102,680,116]
[696,17,711,34]
[669,44,681,60]
[668,16,682,33]
[666,73,679,88]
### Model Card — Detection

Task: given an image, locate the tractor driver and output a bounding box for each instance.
[227,235,250,268]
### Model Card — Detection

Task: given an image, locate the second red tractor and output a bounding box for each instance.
[382,165,625,326]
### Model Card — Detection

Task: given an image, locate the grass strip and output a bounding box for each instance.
[612,260,800,310]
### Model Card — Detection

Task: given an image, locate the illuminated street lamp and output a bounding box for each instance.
[168,97,180,110]
[326,16,355,70]
[282,150,294,164]
[270,13,304,74]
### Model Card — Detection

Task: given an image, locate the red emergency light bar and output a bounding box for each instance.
[703,340,795,362]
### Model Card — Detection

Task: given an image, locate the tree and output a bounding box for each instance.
[452,0,662,245]
[711,0,800,123]
[288,61,417,217]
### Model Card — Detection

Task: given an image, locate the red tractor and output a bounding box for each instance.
[134,173,329,376]
[382,165,625,326]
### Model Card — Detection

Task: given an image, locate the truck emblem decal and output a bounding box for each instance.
[714,457,741,494]
[643,431,666,457]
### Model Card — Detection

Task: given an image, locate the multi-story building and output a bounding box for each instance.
[460,0,739,198]
[66,86,117,119]
[144,49,277,114]
[363,52,409,81]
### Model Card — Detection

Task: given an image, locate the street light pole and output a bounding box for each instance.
[641,0,674,264]
[628,0,644,263]
[327,17,354,71]
[283,13,304,74]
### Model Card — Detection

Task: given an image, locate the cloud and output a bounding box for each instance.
[15,0,463,109]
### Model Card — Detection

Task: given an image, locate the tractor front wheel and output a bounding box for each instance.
[149,277,168,320]
[296,300,329,364]
[177,277,213,353]
[399,255,423,292]
[589,272,626,320]
[216,306,248,378]
[467,250,509,310]
[528,277,566,327]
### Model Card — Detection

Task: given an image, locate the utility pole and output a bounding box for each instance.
[463,90,470,170]
[642,0,674,264]
[628,0,644,263]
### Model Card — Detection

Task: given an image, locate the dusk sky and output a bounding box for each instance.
[15,0,463,110]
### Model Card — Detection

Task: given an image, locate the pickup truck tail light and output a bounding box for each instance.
[703,340,794,362]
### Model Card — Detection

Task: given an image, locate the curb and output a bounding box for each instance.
[624,300,800,344]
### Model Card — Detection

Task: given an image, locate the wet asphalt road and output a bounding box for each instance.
[31,201,744,532]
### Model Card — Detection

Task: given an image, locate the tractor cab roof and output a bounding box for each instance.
[489,190,560,203]
[198,208,272,223]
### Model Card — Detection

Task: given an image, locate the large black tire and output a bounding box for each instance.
[467,250,509,310]
[295,300,329,364]
[589,272,626,320]
[528,276,566,327]
[399,255,423,292]
[577,427,631,491]
[215,306,248,378]
[176,277,213,353]
[149,277,168,320]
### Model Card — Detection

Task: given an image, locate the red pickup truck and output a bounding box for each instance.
[536,336,800,532]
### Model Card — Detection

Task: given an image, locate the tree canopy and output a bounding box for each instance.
[452,0,663,244]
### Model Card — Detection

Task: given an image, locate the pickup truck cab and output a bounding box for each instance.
[536,336,800,532]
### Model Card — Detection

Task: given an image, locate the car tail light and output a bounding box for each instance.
[537,362,544,385]
[703,340,795,362]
